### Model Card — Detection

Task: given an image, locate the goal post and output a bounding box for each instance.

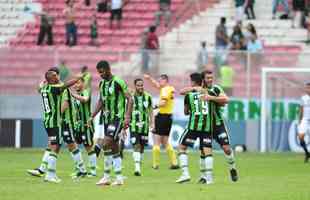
[260,67,310,152]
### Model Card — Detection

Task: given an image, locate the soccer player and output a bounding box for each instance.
[27,70,83,183]
[89,60,132,186]
[176,73,214,184]
[61,86,88,179]
[201,70,238,182]
[144,74,178,170]
[297,82,310,163]
[70,79,97,176]
[180,70,238,182]
[130,78,153,176]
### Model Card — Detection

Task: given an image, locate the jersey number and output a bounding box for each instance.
[194,100,208,115]
[43,96,51,113]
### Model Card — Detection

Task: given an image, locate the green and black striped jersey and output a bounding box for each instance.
[208,84,225,126]
[39,84,63,128]
[99,75,128,124]
[61,89,79,132]
[184,91,211,132]
[130,92,152,135]
[76,89,94,133]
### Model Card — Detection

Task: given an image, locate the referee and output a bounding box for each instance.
[144,74,179,169]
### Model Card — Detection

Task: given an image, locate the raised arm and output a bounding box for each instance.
[70,90,90,103]
[144,74,160,89]
[179,86,202,95]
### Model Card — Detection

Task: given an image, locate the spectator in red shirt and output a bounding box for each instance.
[145,26,160,74]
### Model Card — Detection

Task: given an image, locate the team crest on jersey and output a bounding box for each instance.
[109,87,114,94]
[143,101,149,108]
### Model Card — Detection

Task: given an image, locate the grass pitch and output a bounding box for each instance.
[1,148,310,200]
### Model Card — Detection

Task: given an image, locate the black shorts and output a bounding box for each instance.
[45,127,61,145]
[130,132,148,146]
[61,123,76,144]
[179,129,211,148]
[110,8,122,20]
[104,120,123,141]
[75,128,94,146]
[208,123,230,147]
[154,113,173,136]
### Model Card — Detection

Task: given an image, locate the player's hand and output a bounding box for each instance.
[201,94,213,101]
[87,117,93,127]
[124,116,130,129]
[120,129,127,140]
[75,73,84,80]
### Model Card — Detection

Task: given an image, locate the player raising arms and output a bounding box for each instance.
[130,78,153,176]
[89,60,133,186]
[176,73,214,184]
[297,82,310,163]
[144,74,179,170]
[27,69,83,183]
[70,79,97,176]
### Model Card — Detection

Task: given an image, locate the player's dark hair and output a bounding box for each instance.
[96,60,110,70]
[190,73,203,86]
[45,70,55,81]
[305,82,310,86]
[220,17,226,24]
[160,74,169,81]
[81,65,88,73]
[48,67,59,75]
[134,78,143,85]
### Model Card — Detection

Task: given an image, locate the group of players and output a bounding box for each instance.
[27,59,239,186]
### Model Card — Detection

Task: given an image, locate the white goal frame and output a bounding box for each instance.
[260,67,310,152]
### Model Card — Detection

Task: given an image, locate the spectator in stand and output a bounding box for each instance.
[292,0,306,28]
[90,14,99,46]
[215,17,229,68]
[155,0,171,27]
[272,0,290,19]
[146,26,160,74]
[109,0,126,29]
[141,28,150,73]
[58,60,71,81]
[37,9,54,46]
[196,41,208,72]
[230,25,246,50]
[245,0,256,20]
[64,0,78,46]
[245,23,263,53]
[85,0,91,6]
[234,0,245,21]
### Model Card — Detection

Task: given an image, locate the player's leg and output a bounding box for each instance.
[131,133,142,176]
[162,136,178,169]
[298,121,310,162]
[27,146,51,177]
[215,124,238,182]
[63,125,87,179]
[198,132,213,184]
[82,128,97,176]
[96,136,114,185]
[44,128,61,183]
[176,129,192,183]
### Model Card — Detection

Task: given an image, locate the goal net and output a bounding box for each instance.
[260,68,310,152]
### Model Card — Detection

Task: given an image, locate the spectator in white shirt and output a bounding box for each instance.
[109,0,125,28]
[196,41,208,72]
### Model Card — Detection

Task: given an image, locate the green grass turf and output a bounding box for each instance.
[1,148,310,200]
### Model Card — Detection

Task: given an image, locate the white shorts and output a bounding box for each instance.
[298,120,310,134]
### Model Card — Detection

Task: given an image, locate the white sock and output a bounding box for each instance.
[88,151,97,174]
[39,149,50,172]
[224,151,236,170]
[113,154,122,179]
[46,152,57,178]
[103,151,113,178]
[200,155,206,177]
[133,151,141,172]
[179,153,189,177]
[71,148,86,173]
[205,155,213,177]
